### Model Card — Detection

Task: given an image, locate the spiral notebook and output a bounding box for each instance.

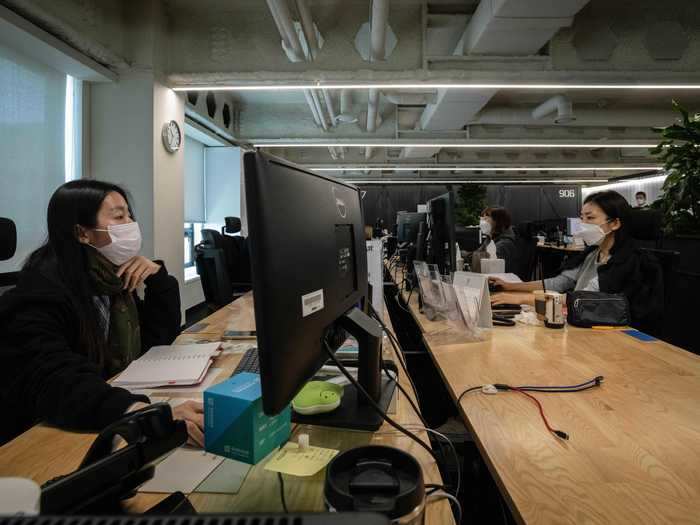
[112,343,221,389]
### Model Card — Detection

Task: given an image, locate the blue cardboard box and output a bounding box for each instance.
[204,372,291,465]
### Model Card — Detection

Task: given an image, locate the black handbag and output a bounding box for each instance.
[566,291,631,327]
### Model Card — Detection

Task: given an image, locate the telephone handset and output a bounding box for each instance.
[41,402,187,514]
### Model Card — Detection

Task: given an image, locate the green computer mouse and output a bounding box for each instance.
[292,381,343,416]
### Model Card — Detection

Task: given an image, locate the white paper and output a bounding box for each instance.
[139,448,225,493]
[480,258,505,274]
[486,273,522,283]
[486,240,497,258]
[146,368,223,395]
[113,343,221,388]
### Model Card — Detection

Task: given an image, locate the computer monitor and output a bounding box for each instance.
[566,217,582,236]
[426,192,457,275]
[243,151,395,431]
[396,211,426,244]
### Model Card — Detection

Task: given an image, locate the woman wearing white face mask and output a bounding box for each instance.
[472,207,520,274]
[490,190,663,331]
[0,180,204,447]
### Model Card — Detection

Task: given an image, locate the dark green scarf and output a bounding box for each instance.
[87,249,141,375]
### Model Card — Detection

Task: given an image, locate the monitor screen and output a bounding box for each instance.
[243,151,367,415]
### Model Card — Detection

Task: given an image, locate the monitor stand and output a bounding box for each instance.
[292,308,397,431]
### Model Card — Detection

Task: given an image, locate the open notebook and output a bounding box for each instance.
[112,343,221,389]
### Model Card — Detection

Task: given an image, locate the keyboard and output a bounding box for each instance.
[231,347,260,376]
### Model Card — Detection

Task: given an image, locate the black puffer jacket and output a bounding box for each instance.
[0,259,180,444]
[560,239,664,333]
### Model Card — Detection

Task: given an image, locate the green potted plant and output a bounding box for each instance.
[651,100,700,236]
[454,184,487,226]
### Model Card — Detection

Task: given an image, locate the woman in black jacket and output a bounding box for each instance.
[0,180,203,445]
[490,190,663,332]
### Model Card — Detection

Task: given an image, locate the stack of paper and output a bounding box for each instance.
[113,343,221,389]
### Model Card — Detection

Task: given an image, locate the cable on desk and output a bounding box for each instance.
[277,472,288,513]
[509,387,569,440]
[323,340,441,467]
[428,489,463,525]
[457,376,604,441]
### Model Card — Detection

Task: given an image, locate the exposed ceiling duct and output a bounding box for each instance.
[459,0,590,55]
[383,90,438,105]
[532,95,576,124]
[471,107,677,128]
[369,0,389,62]
[294,0,319,60]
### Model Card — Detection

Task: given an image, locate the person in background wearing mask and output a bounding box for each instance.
[635,191,648,208]
[490,190,663,331]
[474,207,519,273]
[0,180,204,446]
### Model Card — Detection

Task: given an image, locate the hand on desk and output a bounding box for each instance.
[491,292,535,307]
[172,400,205,448]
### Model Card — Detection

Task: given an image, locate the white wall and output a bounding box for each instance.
[90,71,155,257]
[582,174,667,208]
[152,81,186,319]
[90,73,189,321]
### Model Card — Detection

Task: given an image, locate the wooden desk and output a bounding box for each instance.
[392,269,700,525]
[537,242,585,253]
[0,294,453,523]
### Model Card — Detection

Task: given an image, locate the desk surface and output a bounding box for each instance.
[393,269,700,525]
[537,242,585,253]
[0,294,453,523]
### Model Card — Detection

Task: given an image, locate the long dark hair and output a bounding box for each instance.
[482,206,512,239]
[583,190,631,244]
[24,180,134,368]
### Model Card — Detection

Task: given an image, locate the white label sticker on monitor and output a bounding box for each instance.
[301,289,324,317]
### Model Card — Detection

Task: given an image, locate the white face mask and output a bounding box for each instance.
[479,218,492,236]
[91,222,142,265]
[573,221,610,246]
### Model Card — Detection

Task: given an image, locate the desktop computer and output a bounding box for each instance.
[243,151,396,431]
[426,192,457,275]
[396,211,426,244]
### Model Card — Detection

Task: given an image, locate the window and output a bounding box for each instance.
[0,43,81,273]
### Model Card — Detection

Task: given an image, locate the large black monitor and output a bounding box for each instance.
[396,211,426,243]
[243,151,395,431]
[426,192,457,275]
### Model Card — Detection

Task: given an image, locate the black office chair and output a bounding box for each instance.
[222,216,242,236]
[0,217,19,290]
[195,228,252,310]
[514,233,538,282]
[637,247,680,340]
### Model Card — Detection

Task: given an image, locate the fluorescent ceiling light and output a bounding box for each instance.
[173,83,700,92]
[346,179,609,184]
[254,142,657,148]
[582,174,668,190]
[311,166,662,172]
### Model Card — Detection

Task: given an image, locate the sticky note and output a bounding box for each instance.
[622,329,657,342]
[263,442,339,477]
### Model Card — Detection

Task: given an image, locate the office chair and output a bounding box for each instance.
[514,233,538,282]
[0,217,19,289]
[638,247,680,341]
[222,216,242,236]
[196,228,252,310]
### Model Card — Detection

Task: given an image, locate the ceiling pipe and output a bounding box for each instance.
[294,0,319,60]
[266,0,304,62]
[310,89,329,131]
[303,89,323,127]
[337,89,358,123]
[370,0,390,62]
[322,89,338,127]
[367,88,380,133]
[365,147,375,160]
[532,95,576,124]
